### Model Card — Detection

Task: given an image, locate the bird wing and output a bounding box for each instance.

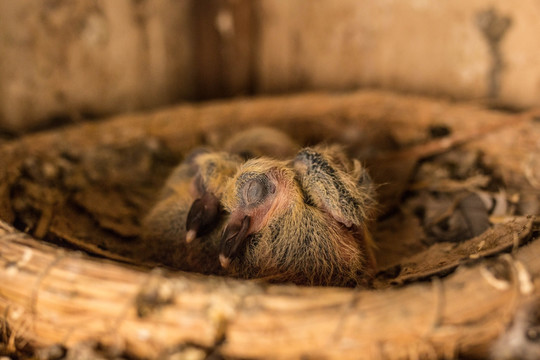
[293,146,376,228]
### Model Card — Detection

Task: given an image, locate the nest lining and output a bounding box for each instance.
[0,90,539,360]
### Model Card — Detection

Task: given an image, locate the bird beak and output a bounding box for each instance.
[219,215,251,268]
[219,254,230,268]
[185,192,221,242]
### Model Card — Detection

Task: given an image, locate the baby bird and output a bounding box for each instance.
[141,127,300,273]
[141,149,240,274]
[219,145,377,287]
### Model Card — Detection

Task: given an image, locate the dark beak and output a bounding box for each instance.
[185,192,221,243]
[219,215,251,268]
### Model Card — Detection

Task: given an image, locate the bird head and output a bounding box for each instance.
[218,158,301,268]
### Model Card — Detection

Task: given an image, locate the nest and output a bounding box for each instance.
[0,91,539,360]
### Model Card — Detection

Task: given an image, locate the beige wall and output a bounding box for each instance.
[1,0,539,132]
[256,0,540,108]
[0,0,193,131]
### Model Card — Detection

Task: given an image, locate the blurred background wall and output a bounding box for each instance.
[1,0,539,133]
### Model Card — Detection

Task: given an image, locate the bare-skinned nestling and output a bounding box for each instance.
[220,145,377,286]
[141,127,300,273]
[142,128,377,286]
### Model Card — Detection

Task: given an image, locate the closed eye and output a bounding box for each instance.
[245,178,267,205]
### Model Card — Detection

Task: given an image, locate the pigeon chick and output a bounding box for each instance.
[141,127,300,273]
[183,127,298,242]
[219,145,377,287]
[141,149,240,273]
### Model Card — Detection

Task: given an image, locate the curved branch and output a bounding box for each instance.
[1,220,539,359]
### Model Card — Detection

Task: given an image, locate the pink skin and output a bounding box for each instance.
[220,169,295,268]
